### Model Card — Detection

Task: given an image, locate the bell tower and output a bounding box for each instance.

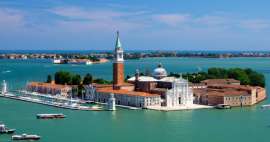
[113,31,124,89]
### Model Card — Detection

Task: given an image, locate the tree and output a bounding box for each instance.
[89,56,100,62]
[248,72,265,87]
[77,84,84,98]
[125,75,131,81]
[83,73,93,85]
[208,68,228,78]
[55,71,73,85]
[46,75,52,83]
[93,78,111,84]
[228,68,250,85]
[180,68,265,87]
[72,74,81,85]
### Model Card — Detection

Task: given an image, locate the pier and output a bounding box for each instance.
[0,93,104,111]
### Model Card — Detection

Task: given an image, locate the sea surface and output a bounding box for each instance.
[0,57,270,142]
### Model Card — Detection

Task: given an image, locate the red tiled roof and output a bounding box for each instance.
[207,89,249,97]
[96,87,159,97]
[28,82,71,89]
[202,79,240,84]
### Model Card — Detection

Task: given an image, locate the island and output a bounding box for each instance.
[23,32,267,111]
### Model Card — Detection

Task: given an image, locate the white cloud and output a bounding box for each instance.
[0,8,25,30]
[195,15,228,26]
[153,14,190,26]
[48,7,148,32]
[240,20,270,31]
[50,7,128,21]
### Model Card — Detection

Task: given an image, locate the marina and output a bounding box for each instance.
[0,92,104,111]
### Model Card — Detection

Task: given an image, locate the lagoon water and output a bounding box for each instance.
[0,57,270,142]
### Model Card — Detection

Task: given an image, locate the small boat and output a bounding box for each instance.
[12,134,40,141]
[0,124,16,134]
[261,104,270,109]
[53,59,67,64]
[215,104,231,109]
[36,113,66,119]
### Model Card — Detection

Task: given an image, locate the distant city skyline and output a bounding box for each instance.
[1,0,270,51]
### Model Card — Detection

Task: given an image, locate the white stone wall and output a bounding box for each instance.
[165,78,194,107]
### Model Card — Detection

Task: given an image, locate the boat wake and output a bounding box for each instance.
[1,70,11,74]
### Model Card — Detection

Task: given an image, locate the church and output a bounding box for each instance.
[85,31,194,108]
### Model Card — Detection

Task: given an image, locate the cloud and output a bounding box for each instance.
[0,8,25,30]
[153,14,190,26]
[50,7,127,21]
[195,15,228,26]
[48,7,148,32]
[240,20,270,31]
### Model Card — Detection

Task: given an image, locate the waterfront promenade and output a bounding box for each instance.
[146,104,213,111]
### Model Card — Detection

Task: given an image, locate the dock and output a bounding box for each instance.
[0,94,104,111]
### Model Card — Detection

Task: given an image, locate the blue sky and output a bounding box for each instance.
[1,0,270,51]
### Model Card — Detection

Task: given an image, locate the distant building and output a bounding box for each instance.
[194,84,266,106]
[27,82,72,97]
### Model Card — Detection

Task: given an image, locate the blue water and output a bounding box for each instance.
[0,57,270,142]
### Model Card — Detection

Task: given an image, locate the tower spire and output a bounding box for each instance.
[113,31,124,90]
[115,31,122,49]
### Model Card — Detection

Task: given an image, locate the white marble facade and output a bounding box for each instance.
[165,78,194,107]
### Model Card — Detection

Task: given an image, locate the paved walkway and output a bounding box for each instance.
[146,104,214,111]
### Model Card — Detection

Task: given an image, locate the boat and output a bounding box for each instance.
[12,134,40,140]
[36,113,66,119]
[215,104,231,109]
[53,59,67,64]
[1,80,7,95]
[0,124,16,134]
[261,104,270,109]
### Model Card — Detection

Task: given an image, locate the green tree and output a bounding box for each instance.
[94,78,111,84]
[89,56,100,62]
[249,72,265,87]
[46,75,52,83]
[208,68,228,78]
[228,68,250,85]
[83,73,93,85]
[125,75,131,81]
[55,71,73,85]
[72,74,81,85]
[77,84,84,98]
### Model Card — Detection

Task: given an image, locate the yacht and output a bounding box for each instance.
[12,134,40,140]
[0,124,16,134]
[36,113,66,119]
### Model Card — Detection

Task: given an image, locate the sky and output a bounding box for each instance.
[1,0,270,51]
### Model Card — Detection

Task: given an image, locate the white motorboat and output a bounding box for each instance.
[215,104,231,109]
[36,113,66,119]
[261,104,270,109]
[0,124,16,134]
[12,134,41,140]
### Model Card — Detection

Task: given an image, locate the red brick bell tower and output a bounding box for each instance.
[113,31,124,90]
